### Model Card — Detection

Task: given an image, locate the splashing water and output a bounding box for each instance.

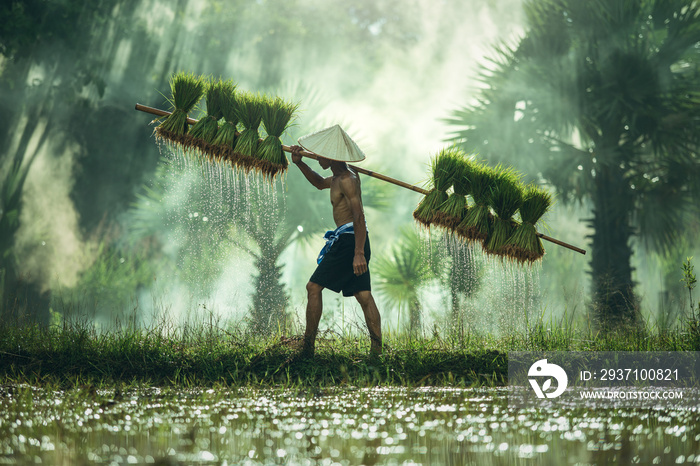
[415,228,543,338]
[146,143,290,325]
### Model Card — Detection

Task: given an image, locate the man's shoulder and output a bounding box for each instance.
[338,168,360,183]
[336,170,361,192]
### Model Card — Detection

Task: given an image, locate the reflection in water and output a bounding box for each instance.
[1,386,698,464]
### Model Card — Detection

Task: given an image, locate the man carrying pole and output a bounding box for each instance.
[290,125,382,358]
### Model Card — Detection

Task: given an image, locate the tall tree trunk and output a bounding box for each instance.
[249,243,288,335]
[589,161,638,329]
[409,299,422,336]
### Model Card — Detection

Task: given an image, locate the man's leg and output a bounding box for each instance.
[302,281,324,356]
[354,290,382,355]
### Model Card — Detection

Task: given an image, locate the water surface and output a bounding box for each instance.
[1,386,698,464]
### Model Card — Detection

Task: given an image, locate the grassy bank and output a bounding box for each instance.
[1,312,698,388]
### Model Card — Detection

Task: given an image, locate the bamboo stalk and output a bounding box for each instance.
[135,103,586,255]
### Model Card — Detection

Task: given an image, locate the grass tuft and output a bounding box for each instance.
[184,78,234,159]
[503,185,553,263]
[434,155,476,231]
[257,96,299,180]
[413,147,462,227]
[456,163,495,243]
[484,165,524,257]
[211,82,240,165]
[156,72,206,145]
[1,311,697,387]
[233,92,265,171]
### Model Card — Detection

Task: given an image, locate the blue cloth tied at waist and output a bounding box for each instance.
[317,222,354,264]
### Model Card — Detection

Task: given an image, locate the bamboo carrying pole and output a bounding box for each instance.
[135,103,586,256]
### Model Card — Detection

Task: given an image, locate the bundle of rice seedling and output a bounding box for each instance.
[456,163,495,243]
[233,92,265,171]
[413,147,461,227]
[484,166,524,257]
[211,81,239,163]
[183,78,232,160]
[155,72,206,146]
[257,96,299,179]
[503,185,553,263]
[433,155,476,231]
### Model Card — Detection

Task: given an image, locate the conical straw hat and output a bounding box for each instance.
[298,124,366,162]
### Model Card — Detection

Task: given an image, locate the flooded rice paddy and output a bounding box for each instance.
[1,385,699,465]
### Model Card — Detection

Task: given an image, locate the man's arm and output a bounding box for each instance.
[339,174,368,276]
[290,145,331,190]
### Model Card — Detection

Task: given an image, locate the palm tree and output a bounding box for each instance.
[374,227,434,334]
[447,0,700,328]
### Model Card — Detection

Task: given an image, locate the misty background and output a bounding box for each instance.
[2,0,696,335]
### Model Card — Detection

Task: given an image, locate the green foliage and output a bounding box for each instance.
[453,157,475,196]
[413,147,463,227]
[0,0,119,61]
[261,96,299,138]
[503,185,554,263]
[57,240,160,316]
[187,78,232,146]
[487,165,524,220]
[412,189,448,227]
[681,256,697,313]
[255,95,299,178]
[211,82,240,160]
[234,92,265,158]
[158,72,206,137]
[374,227,433,333]
[434,194,467,230]
[168,71,207,114]
[2,308,699,387]
[434,152,474,229]
[456,164,495,243]
[484,166,524,255]
[518,184,553,225]
[447,0,700,322]
[681,257,700,347]
[217,81,240,127]
[432,146,462,192]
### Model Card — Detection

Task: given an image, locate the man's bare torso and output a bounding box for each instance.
[330,169,362,227]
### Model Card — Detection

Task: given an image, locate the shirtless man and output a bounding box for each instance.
[290,143,382,357]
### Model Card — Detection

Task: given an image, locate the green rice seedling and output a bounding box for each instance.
[155,72,206,146]
[456,163,495,243]
[503,185,553,263]
[257,96,299,180]
[233,92,265,172]
[434,155,476,231]
[484,165,524,257]
[184,78,232,160]
[413,147,461,227]
[211,82,240,164]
